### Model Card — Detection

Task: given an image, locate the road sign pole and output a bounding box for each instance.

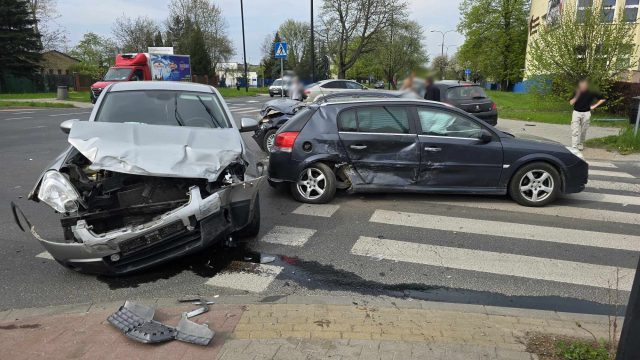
[634,101,640,136]
[240,0,248,92]
[280,58,284,98]
[615,257,640,359]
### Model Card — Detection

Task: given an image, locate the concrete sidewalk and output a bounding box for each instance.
[0,296,618,360]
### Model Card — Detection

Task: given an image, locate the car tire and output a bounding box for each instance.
[262,129,277,153]
[269,93,274,97]
[235,194,261,238]
[290,163,337,204]
[509,162,561,207]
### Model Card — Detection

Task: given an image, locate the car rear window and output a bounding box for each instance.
[447,86,487,100]
[278,106,318,133]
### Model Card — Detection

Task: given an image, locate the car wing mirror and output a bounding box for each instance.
[479,129,493,143]
[240,117,259,132]
[60,119,79,134]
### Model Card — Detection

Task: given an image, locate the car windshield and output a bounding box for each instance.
[273,80,283,86]
[103,68,133,81]
[447,85,488,100]
[95,90,231,128]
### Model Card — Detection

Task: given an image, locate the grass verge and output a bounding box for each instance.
[526,333,614,360]
[487,90,627,127]
[217,87,268,98]
[0,101,74,108]
[585,126,640,154]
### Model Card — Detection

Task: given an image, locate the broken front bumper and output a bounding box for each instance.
[27,177,263,275]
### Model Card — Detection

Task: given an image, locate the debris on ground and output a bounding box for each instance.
[107,300,214,346]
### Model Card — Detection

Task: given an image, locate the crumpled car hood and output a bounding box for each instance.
[68,121,245,181]
[261,98,305,115]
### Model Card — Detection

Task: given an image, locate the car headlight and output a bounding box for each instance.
[565,146,584,159]
[38,171,82,213]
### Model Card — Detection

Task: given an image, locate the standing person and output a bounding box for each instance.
[401,72,415,91]
[569,79,606,150]
[424,77,441,102]
[288,77,303,101]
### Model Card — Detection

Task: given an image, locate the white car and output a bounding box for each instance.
[304,79,367,102]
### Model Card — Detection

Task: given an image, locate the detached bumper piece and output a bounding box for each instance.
[107,301,214,346]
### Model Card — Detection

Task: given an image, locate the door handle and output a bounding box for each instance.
[424,147,442,152]
[350,145,368,150]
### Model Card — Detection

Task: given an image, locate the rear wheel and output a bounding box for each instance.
[262,129,277,153]
[290,163,336,204]
[509,162,560,207]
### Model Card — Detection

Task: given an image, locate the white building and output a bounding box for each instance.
[216,63,258,87]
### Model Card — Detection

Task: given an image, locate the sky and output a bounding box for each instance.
[57,0,465,64]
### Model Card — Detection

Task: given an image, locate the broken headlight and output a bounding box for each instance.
[38,171,82,213]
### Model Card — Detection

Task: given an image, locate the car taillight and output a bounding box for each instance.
[304,89,310,94]
[491,102,497,111]
[274,131,299,152]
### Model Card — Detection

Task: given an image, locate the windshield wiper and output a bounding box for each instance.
[196,96,225,128]
[174,94,186,127]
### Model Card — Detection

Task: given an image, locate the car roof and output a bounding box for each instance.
[108,81,214,93]
[316,90,406,100]
[436,80,480,88]
[318,98,457,109]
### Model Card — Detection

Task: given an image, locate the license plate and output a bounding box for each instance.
[119,221,185,255]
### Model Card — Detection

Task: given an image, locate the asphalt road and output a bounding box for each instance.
[1,97,639,316]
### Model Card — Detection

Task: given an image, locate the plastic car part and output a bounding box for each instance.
[175,313,215,346]
[125,320,176,344]
[107,301,155,333]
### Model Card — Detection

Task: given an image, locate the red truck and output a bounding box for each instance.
[90,53,191,103]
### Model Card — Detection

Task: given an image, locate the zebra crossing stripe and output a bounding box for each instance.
[590,169,635,179]
[205,264,283,292]
[588,180,640,194]
[570,192,640,206]
[260,226,316,246]
[369,210,640,251]
[292,204,340,218]
[351,236,635,290]
[588,161,617,169]
[429,200,639,225]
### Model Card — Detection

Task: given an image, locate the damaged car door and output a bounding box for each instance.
[337,105,420,188]
[415,106,503,189]
[19,84,263,275]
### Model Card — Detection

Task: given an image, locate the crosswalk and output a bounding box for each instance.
[34,160,640,306]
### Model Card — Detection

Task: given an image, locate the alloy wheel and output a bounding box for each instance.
[296,168,326,200]
[519,170,554,203]
[265,133,276,152]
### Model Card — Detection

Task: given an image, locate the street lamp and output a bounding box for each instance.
[240,0,248,92]
[430,30,457,57]
[311,0,315,83]
[444,44,459,57]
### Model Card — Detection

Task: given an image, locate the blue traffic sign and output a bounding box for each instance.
[274,42,288,59]
[465,68,472,76]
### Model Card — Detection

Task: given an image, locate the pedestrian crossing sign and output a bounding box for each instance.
[274,42,288,59]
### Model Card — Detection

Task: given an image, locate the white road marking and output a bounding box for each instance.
[9,111,35,115]
[569,192,640,206]
[588,161,617,169]
[293,204,340,218]
[48,112,91,117]
[246,100,260,103]
[590,169,635,179]
[351,237,635,290]
[429,200,639,225]
[370,209,640,251]
[35,252,54,260]
[205,264,283,292]
[260,226,316,246]
[588,180,640,194]
[4,116,32,121]
[234,109,261,114]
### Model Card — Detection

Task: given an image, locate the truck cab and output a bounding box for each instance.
[90,53,151,103]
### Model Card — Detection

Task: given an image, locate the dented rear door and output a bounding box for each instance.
[337,105,419,187]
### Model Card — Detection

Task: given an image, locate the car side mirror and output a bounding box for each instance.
[479,129,493,143]
[60,119,79,134]
[240,118,259,132]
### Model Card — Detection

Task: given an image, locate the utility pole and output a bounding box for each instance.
[311,0,315,83]
[240,0,248,92]
[388,12,394,90]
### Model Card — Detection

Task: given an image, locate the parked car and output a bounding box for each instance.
[269,78,290,97]
[253,90,420,152]
[304,79,367,102]
[268,98,587,207]
[373,80,386,89]
[434,81,498,126]
[14,82,264,275]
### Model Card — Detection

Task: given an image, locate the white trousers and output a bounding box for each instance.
[571,111,591,149]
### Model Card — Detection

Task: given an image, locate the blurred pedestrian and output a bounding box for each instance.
[569,79,606,151]
[289,76,304,102]
[424,77,441,102]
[401,72,415,91]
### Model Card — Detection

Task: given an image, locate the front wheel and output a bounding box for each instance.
[509,162,560,207]
[290,163,336,204]
[262,129,277,153]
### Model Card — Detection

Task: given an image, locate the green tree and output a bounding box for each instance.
[0,0,42,90]
[527,0,638,96]
[185,24,211,75]
[153,31,164,47]
[457,0,529,89]
[112,15,159,52]
[278,19,310,68]
[69,32,117,78]
[378,19,428,86]
[260,32,284,80]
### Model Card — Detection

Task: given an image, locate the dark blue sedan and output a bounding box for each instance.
[267,99,588,207]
